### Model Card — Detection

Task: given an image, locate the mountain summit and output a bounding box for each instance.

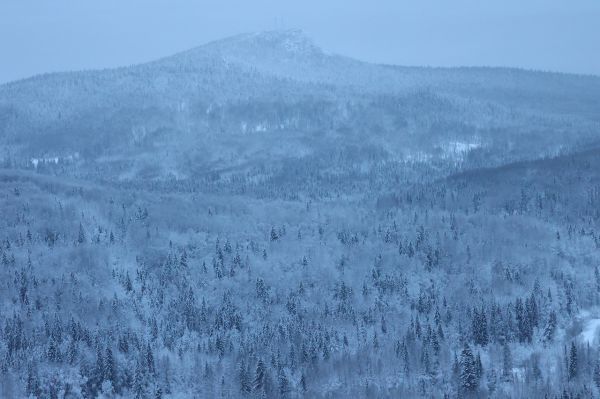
[204,29,324,57]
[158,29,331,83]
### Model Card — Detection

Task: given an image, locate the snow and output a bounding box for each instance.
[511,367,525,382]
[580,317,600,345]
[441,141,481,159]
[253,123,268,133]
[31,154,78,168]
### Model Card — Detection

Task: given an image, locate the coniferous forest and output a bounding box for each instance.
[1,31,600,398]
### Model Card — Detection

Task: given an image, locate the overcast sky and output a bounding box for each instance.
[1,0,599,83]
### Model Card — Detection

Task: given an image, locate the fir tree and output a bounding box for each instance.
[502,344,512,381]
[77,222,86,244]
[253,359,266,393]
[238,359,252,394]
[133,362,146,399]
[270,227,279,242]
[401,340,410,376]
[105,347,116,386]
[543,310,557,343]
[277,367,289,397]
[568,342,578,380]
[594,361,600,389]
[472,306,489,346]
[459,344,478,393]
[26,363,40,397]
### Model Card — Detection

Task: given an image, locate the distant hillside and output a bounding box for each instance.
[0,30,599,181]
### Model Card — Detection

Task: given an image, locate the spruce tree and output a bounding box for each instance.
[105,347,116,386]
[472,306,489,346]
[568,342,578,380]
[26,363,40,397]
[270,227,279,242]
[502,344,512,381]
[459,344,478,392]
[146,344,155,376]
[479,306,488,346]
[594,361,600,389]
[543,311,557,343]
[238,359,251,394]
[95,345,104,381]
[254,359,266,393]
[401,341,410,376]
[133,362,145,399]
[278,367,289,397]
[77,222,86,244]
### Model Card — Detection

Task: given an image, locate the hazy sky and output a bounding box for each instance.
[1,0,599,83]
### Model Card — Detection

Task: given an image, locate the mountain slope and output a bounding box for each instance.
[0,30,599,182]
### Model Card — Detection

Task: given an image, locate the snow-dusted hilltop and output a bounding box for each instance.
[1,31,600,399]
[0,30,599,181]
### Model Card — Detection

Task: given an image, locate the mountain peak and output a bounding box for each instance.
[205,29,323,57]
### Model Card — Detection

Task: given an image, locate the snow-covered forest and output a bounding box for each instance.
[1,30,600,398]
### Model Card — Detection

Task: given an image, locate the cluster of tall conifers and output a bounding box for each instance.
[2,162,600,399]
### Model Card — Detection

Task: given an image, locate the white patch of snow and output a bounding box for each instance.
[253,123,268,133]
[403,151,432,162]
[580,317,600,345]
[511,367,525,382]
[31,153,78,168]
[443,141,481,155]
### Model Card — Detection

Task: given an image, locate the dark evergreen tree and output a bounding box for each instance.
[77,222,86,244]
[401,340,410,376]
[474,352,483,381]
[472,306,489,346]
[26,363,40,398]
[594,361,600,389]
[133,361,146,399]
[146,344,155,376]
[502,344,512,381]
[95,345,104,382]
[278,367,289,397]
[459,344,478,393]
[105,347,116,386]
[253,359,266,393]
[543,310,557,343]
[238,358,252,395]
[270,227,279,242]
[568,342,578,380]
[595,265,600,295]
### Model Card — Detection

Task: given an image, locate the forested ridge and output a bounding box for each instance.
[1,30,600,398]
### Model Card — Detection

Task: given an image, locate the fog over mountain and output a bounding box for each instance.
[1,31,600,398]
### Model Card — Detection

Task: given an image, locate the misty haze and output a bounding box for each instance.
[1,3,600,399]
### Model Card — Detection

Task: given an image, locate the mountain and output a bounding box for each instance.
[2,30,600,398]
[0,30,599,183]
